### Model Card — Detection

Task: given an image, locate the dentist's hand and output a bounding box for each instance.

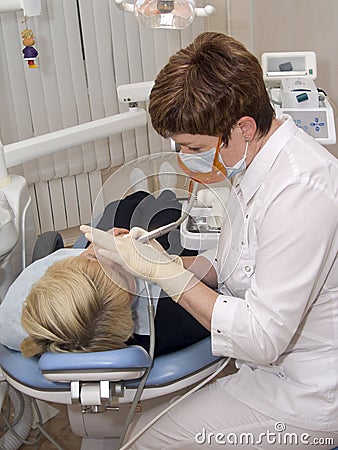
[129,227,184,266]
[80,225,194,303]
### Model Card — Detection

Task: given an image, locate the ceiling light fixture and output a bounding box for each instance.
[115,0,216,30]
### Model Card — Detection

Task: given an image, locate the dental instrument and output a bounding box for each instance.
[137,180,199,243]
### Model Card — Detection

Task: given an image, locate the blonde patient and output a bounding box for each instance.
[21,252,135,358]
[15,239,209,358]
[0,183,209,358]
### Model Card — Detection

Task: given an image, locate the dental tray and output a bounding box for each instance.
[180,205,221,251]
[187,213,221,233]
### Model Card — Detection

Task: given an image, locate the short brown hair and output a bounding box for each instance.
[149,32,274,144]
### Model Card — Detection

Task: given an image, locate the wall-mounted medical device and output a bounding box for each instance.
[0,0,41,16]
[115,0,216,29]
[262,51,317,81]
[262,51,336,145]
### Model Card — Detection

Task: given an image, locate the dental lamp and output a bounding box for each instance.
[115,0,216,30]
[0,0,41,16]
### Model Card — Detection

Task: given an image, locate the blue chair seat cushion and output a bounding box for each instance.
[0,338,221,391]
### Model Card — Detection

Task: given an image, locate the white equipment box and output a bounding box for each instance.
[180,204,221,251]
[180,187,229,251]
[262,51,336,145]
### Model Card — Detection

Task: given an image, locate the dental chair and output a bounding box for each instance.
[0,229,227,450]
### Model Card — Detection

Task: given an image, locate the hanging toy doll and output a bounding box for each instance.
[21,27,39,68]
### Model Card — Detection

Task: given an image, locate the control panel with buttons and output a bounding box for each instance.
[270,88,336,145]
[262,51,336,145]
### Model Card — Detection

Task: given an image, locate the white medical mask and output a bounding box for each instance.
[177,137,227,184]
[224,139,249,179]
[178,147,219,173]
[178,138,249,179]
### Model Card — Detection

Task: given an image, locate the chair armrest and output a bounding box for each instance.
[32,231,64,262]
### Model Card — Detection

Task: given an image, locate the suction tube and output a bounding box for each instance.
[0,383,33,450]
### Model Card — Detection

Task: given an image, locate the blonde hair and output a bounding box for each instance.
[21,256,134,357]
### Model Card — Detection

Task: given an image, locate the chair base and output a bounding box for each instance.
[80,437,119,450]
[67,389,186,443]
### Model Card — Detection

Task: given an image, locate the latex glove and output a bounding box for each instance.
[80,225,194,303]
[130,227,184,266]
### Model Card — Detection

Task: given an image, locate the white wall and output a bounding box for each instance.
[209,0,338,158]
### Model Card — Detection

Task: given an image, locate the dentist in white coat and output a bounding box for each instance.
[82,32,338,449]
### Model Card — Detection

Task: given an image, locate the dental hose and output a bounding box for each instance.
[118,184,231,448]
[0,381,64,450]
[119,356,230,449]
[0,383,34,450]
[117,281,156,449]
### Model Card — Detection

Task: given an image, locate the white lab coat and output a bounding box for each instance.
[208,116,337,431]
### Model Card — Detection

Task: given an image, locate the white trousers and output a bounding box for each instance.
[126,377,337,449]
